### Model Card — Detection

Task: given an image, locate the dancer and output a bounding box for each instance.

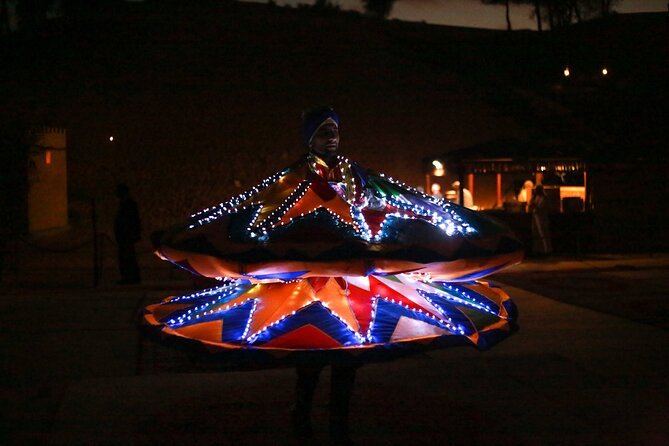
[144,107,523,443]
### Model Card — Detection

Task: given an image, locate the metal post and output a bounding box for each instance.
[583,169,588,211]
[458,162,464,207]
[92,198,99,287]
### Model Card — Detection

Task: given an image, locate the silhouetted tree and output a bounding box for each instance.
[361,0,395,19]
[525,0,619,31]
[579,0,620,17]
[543,0,579,28]
[599,0,619,16]
[530,0,543,31]
[482,0,518,31]
[312,0,340,11]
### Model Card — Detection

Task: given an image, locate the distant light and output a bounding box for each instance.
[45,150,52,165]
[109,136,114,142]
[563,67,570,77]
[601,67,608,76]
[431,183,442,196]
[432,160,445,177]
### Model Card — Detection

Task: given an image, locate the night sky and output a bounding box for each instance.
[243,0,667,30]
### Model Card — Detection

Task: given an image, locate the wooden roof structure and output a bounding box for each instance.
[429,139,587,174]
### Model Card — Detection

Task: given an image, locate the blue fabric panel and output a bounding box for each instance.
[430,282,501,314]
[162,284,252,323]
[168,299,255,343]
[369,298,452,344]
[252,302,360,347]
[220,300,257,342]
[411,296,477,336]
[350,161,369,188]
[249,270,308,281]
[476,325,517,350]
[503,299,519,321]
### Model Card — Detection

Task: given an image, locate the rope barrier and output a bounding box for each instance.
[18,236,93,253]
[17,234,154,255]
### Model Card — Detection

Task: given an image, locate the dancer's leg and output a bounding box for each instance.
[330,365,357,444]
[292,365,324,439]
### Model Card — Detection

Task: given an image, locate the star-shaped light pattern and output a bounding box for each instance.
[144,274,516,350]
[184,156,476,242]
[146,153,521,354]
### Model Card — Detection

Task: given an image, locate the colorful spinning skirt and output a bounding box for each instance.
[143,153,522,364]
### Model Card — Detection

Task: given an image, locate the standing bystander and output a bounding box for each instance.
[114,183,142,284]
[529,184,552,256]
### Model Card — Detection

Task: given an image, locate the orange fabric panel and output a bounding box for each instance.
[278,185,354,227]
[149,303,191,322]
[315,278,360,333]
[174,320,223,343]
[249,170,306,227]
[245,281,315,336]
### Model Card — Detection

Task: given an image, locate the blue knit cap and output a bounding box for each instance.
[302,106,339,147]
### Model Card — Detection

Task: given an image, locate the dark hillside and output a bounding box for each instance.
[2,1,526,232]
[1,2,665,234]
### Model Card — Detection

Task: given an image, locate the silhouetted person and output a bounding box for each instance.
[291,106,358,444]
[529,184,552,256]
[114,183,141,284]
[451,180,473,209]
[518,179,534,212]
[293,362,357,443]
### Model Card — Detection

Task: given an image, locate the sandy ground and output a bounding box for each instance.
[1,254,668,445]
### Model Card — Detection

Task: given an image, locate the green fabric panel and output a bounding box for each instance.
[457,305,500,329]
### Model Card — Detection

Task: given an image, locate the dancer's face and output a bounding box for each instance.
[310,121,339,156]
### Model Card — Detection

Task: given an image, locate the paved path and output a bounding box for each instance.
[1,259,668,445]
[495,254,669,329]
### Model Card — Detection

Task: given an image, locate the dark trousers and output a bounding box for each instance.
[117,241,141,282]
[293,364,357,441]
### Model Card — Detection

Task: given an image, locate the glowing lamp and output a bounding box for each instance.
[432,160,445,177]
[602,68,608,76]
[563,67,570,77]
[109,136,114,142]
